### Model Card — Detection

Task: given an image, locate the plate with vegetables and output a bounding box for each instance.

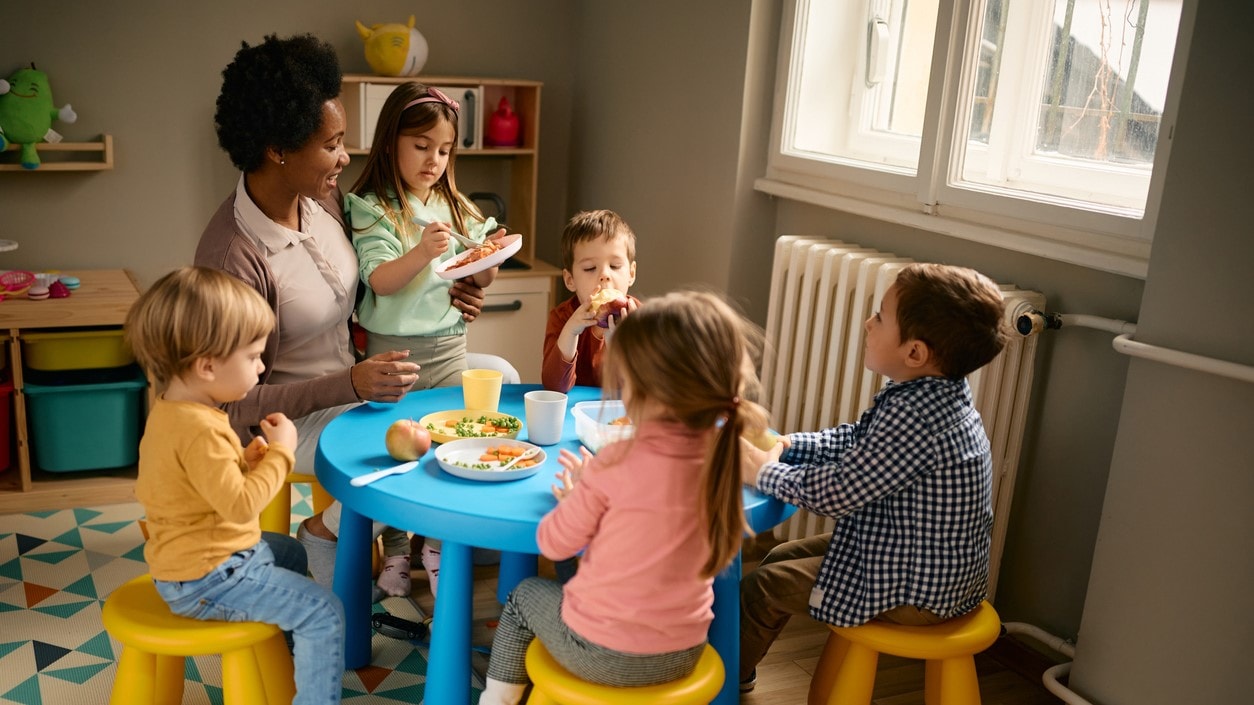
[417,409,523,444]
[435,438,546,481]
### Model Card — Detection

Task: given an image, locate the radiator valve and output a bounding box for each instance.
[1016,309,1062,336]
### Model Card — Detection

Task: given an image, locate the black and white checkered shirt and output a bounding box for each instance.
[756,376,992,627]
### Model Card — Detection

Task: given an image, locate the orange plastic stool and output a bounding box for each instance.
[260,472,333,535]
[808,601,1001,705]
[524,639,724,705]
[102,574,294,704]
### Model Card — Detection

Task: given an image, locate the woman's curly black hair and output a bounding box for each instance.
[214,34,342,172]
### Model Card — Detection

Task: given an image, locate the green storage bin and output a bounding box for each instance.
[23,371,147,472]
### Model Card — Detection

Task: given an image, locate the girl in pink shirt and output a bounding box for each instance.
[480,291,772,704]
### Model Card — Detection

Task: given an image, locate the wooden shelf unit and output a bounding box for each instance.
[0,134,114,171]
[0,269,142,512]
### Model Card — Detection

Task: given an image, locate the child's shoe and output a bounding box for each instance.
[739,668,757,693]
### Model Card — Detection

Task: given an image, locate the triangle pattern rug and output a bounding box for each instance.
[0,487,483,704]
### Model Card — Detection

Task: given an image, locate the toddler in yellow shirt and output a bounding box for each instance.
[125,266,345,705]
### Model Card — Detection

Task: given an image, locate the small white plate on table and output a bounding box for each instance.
[434,234,523,280]
[435,438,546,482]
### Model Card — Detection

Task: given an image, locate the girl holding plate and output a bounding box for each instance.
[346,82,513,598]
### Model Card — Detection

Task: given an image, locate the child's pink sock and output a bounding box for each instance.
[376,554,411,597]
[421,543,441,598]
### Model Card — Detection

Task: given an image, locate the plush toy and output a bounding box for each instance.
[356,15,428,77]
[0,64,77,169]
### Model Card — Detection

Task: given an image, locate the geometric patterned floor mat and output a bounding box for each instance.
[0,490,483,704]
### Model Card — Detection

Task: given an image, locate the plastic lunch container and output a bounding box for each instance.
[571,400,634,453]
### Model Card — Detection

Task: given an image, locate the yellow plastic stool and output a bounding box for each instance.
[808,601,1001,705]
[102,574,295,705]
[260,472,333,535]
[524,639,724,705]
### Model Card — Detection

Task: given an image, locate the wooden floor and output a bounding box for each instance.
[402,535,1063,704]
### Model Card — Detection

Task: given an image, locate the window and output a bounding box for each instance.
[759,0,1192,277]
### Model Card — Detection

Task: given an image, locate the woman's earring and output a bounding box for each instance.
[280,159,286,166]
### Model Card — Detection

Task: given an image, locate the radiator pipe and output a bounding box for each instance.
[1015,310,1137,337]
[1018,309,1254,383]
[1001,622,1096,705]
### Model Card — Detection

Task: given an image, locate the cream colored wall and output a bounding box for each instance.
[1,0,577,290]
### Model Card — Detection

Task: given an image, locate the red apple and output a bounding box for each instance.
[589,287,628,328]
[385,419,432,461]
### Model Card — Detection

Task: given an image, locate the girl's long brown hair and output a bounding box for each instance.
[348,82,481,241]
[601,291,771,578]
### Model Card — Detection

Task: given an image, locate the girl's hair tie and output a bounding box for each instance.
[728,396,741,412]
[404,87,460,114]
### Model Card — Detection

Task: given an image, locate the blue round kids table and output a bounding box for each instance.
[316,384,794,705]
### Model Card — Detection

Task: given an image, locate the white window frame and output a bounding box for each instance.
[756,0,1198,278]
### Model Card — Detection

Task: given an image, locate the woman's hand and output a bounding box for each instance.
[551,447,594,501]
[450,278,485,322]
[259,412,297,451]
[350,350,421,402]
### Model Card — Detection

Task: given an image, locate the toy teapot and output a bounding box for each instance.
[485,97,521,147]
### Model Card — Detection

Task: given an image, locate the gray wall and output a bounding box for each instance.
[1,0,578,289]
[1068,2,1254,702]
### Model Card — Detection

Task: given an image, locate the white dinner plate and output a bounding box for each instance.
[435,438,545,482]
[434,234,523,280]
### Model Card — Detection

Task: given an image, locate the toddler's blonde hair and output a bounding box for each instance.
[124,267,274,390]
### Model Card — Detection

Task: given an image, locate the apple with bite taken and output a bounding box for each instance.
[589,286,629,328]
[385,419,432,461]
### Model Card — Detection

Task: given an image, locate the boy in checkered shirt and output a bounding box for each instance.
[737,263,1009,692]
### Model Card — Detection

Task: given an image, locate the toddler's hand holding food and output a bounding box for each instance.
[260,412,297,451]
[243,436,269,469]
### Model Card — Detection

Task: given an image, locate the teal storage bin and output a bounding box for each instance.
[23,371,147,472]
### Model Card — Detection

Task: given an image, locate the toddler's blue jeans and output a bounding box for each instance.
[154,537,345,705]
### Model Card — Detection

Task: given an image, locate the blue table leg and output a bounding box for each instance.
[335,506,373,669]
[497,551,537,603]
[426,541,472,705]
[709,551,742,705]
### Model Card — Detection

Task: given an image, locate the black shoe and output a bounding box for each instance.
[739,668,757,693]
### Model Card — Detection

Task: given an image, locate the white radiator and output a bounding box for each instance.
[760,236,1043,597]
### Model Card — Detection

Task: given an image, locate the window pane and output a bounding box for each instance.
[956,0,1182,213]
[785,0,938,172]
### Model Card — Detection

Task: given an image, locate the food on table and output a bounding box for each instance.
[449,239,502,268]
[609,416,632,426]
[429,414,522,438]
[449,445,541,472]
[385,418,432,460]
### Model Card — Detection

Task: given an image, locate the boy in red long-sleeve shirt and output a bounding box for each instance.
[541,210,641,392]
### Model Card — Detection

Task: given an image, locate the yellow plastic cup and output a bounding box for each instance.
[462,369,504,412]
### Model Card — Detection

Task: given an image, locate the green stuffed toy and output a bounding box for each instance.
[0,64,78,169]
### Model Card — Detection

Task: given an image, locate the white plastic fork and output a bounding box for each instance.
[497,447,541,471]
[350,460,420,487]
[412,217,482,250]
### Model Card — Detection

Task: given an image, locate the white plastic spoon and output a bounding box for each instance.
[412,217,483,250]
[497,447,542,471]
[351,460,420,487]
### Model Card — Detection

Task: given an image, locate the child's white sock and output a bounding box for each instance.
[421,543,441,598]
[375,554,411,597]
[479,677,526,705]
